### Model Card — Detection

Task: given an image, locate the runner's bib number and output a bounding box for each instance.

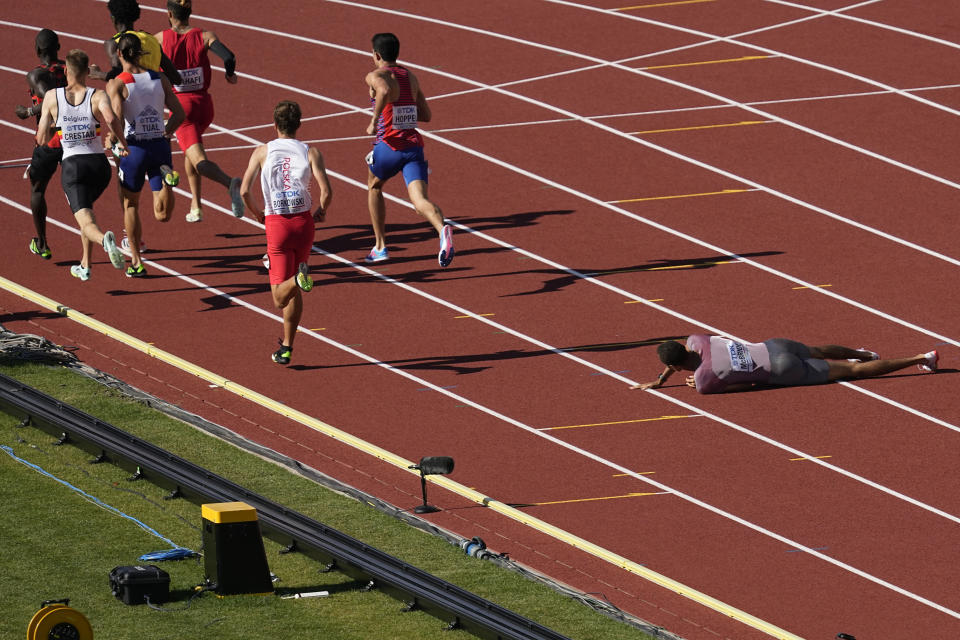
[174,66,205,93]
[726,340,756,372]
[391,104,417,129]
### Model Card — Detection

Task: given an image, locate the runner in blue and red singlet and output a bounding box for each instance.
[363,32,454,267]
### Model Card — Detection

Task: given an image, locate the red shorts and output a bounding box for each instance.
[265,212,314,285]
[173,92,214,151]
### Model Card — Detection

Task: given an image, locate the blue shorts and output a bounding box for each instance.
[118,136,173,192]
[366,141,428,185]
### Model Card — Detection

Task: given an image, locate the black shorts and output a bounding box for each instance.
[764,338,830,386]
[29,144,63,185]
[61,153,111,214]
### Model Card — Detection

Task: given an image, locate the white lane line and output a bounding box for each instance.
[2,191,959,624]
[765,0,960,52]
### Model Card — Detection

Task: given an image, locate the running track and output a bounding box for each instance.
[2,2,959,638]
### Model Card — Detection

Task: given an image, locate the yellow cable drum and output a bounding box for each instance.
[27,600,92,640]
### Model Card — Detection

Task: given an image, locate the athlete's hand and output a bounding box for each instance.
[631,381,659,391]
[312,206,326,223]
[366,120,376,136]
[685,375,696,388]
[225,72,238,85]
[88,63,104,80]
[15,105,30,120]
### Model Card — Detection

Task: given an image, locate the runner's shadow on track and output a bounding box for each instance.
[501,250,784,297]
[288,335,686,373]
[0,310,65,323]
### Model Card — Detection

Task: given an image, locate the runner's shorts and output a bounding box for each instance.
[265,211,314,285]
[174,92,214,151]
[118,136,174,192]
[29,144,63,185]
[764,338,830,386]
[366,141,428,185]
[61,153,111,213]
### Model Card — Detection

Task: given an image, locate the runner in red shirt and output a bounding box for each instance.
[157,0,244,222]
[15,29,67,260]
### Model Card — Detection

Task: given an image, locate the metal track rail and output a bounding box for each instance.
[0,373,570,640]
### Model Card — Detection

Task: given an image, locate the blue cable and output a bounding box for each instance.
[2,444,196,560]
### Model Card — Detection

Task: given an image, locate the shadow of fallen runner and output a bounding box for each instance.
[288,335,687,374]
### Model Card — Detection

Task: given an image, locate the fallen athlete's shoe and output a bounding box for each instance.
[271,344,292,365]
[296,262,313,292]
[364,246,388,263]
[102,231,124,269]
[438,224,454,267]
[29,237,52,260]
[229,177,245,218]
[918,350,939,372]
[160,164,180,187]
[70,264,90,281]
[848,348,880,362]
[185,208,203,223]
[125,263,147,278]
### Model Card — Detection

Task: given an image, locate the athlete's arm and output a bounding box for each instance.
[93,89,128,156]
[34,91,57,146]
[159,51,183,86]
[16,69,56,119]
[630,366,674,391]
[160,75,185,136]
[104,77,125,148]
[206,32,238,84]
[308,147,332,222]
[365,70,391,135]
[240,145,267,223]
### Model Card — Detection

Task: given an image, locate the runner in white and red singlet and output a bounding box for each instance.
[240,101,332,365]
[157,0,244,222]
[363,32,453,267]
[633,335,939,394]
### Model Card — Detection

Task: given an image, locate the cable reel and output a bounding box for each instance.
[27,599,93,640]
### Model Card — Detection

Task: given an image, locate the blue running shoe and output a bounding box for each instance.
[364,246,388,263]
[438,224,454,267]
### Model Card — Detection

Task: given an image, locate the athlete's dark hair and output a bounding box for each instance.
[274,100,301,135]
[117,32,143,64]
[35,29,60,55]
[167,0,192,22]
[65,49,89,76]
[371,33,399,62]
[657,340,688,367]
[108,0,141,26]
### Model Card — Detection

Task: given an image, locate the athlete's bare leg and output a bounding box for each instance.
[271,279,302,349]
[120,188,144,268]
[74,208,103,268]
[407,179,445,234]
[827,354,930,381]
[151,184,175,223]
[809,345,875,361]
[30,173,53,251]
[367,168,387,251]
[184,142,232,211]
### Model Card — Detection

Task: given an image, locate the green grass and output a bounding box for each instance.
[0,361,656,640]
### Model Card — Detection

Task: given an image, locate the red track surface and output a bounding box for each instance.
[2,2,959,638]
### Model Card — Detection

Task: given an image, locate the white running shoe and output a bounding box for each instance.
[229,177,244,218]
[121,236,146,252]
[186,208,203,223]
[918,350,939,372]
[102,231,124,269]
[847,348,880,362]
[438,224,454,267]
[262,253,270,270]
[70,264,91,281]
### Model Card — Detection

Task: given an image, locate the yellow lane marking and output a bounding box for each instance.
[533,491,670,505]
[642,55,775,71]
[624,298,664,303]
[588,259,742,276]
[541,414,701,430]
[616,0,715,10]
[454,313,495,318]
[792,284,832,290]
[631,120,770,135]
[610,188,753,203]
[0,274,803,640]
[790,455,833,461]
[309,327,326,331]
[614,471,656,477]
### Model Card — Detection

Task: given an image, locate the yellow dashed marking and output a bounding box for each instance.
[616,0,715,10]
[624,298,664,303]
[532,491,669,506]
[541,414,700,430]
[790,455,833,461]
[792,284,832,290]
[613,471,656,477]
[588,259,742,276]
[631,120,770,135]
[610,189,753,204]
[642,55,775,70]
[454,313,495,319]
